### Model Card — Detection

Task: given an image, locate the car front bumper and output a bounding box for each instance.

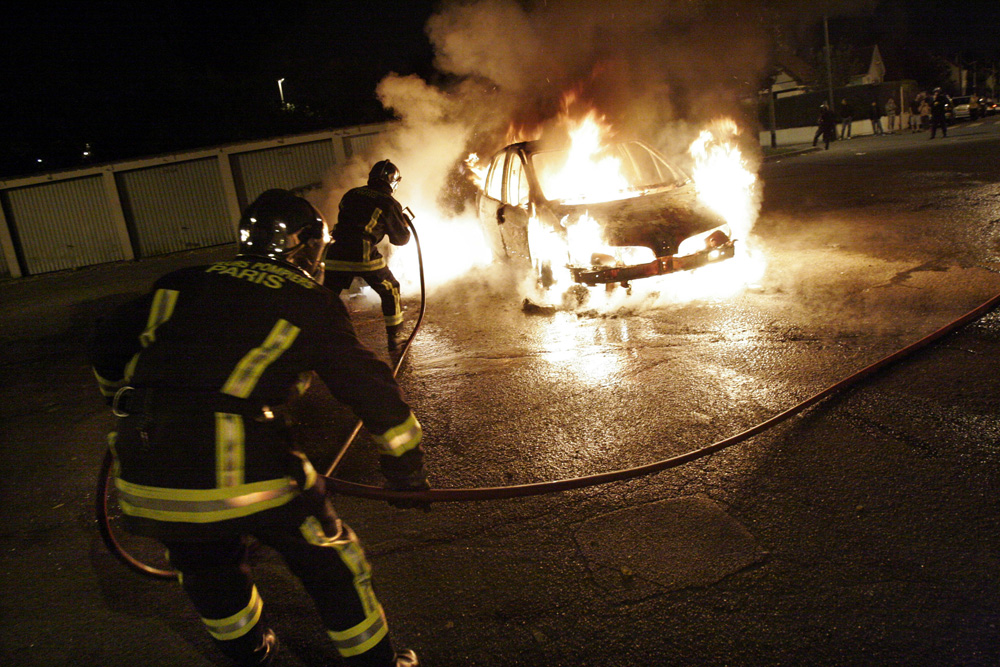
[569,240,736,286]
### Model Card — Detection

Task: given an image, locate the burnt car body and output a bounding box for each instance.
[475,139,734,286]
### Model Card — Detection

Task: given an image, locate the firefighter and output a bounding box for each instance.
[90,188,427,667]
[325,159,412,356]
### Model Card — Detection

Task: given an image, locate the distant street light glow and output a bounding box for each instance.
[277,78,285,105]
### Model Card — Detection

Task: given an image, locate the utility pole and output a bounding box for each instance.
[824,14,835,109]
[768,78,777,149]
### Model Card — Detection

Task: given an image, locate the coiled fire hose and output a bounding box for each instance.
[324,286,1000,504]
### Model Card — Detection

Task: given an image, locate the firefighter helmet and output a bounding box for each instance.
[238,189,330,281]
[368,159,402,192]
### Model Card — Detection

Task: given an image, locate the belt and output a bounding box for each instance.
[112,386,274,420]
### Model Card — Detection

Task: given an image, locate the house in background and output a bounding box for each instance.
[847,45,887,86]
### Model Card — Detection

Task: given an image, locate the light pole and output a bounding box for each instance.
[277,78,286,106]
[824,14,835,110]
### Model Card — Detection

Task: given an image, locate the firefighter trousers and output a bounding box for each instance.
[326,267,403,328]
[163,484,396,666]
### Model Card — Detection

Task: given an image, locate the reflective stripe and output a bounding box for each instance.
[324,257,387,272]
[202,585,263,641]
[371,411,422,457]
[108,432,121,477]
[327,606,388,657]
[115,477,297,523]
[302,518,389,657]
[93,368,126,397]
[139,289,179,347]
[215,413,245,488]
[290,451,318,491]
[300,519,380,616]
[381,279,403,326]
[222,319,300,398]
[363,207,382,264]
[123,353,140,382]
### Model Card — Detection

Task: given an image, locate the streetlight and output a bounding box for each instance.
[277,78,285,106]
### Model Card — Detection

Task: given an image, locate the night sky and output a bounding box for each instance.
[0,1,438,176]
[1,0,997,178]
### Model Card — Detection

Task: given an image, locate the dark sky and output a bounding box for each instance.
[0,0,996,177]
[0,1,439,174]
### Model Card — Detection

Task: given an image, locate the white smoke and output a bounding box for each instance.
[317,0,853,307]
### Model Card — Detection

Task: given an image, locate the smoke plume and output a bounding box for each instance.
[319,0,865,303]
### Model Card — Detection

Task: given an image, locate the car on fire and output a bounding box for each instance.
[475,139,735,287]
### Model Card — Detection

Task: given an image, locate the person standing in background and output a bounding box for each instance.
[885,97,898,133]
[839,98,854,139]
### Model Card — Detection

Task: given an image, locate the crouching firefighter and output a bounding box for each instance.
[325,159,412,356]
[90,188,429,667]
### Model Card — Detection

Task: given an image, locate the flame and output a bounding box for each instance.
[535,111,631,203]
[688,118,758,242]
[465,152,488,190]
[462,105,765,311]
[680,118,765,297]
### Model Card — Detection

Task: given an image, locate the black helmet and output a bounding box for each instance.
[368,159,402,192]
[238,189,330,281]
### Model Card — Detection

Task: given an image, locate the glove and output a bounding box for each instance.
[383,477,432,512]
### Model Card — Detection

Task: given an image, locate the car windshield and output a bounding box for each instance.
[529,141,688,203]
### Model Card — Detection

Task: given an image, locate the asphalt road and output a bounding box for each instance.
[2,117,999,667]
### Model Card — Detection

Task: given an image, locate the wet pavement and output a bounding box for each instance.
[2,118,1000,666]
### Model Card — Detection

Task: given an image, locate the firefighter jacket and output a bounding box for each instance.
[326,181,410,273]
[90,256,424,541]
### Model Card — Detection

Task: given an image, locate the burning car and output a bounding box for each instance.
[473,133,736,288]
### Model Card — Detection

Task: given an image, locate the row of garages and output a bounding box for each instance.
[0,123,388,279]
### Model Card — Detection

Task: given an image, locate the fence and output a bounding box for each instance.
[0,123,389,280]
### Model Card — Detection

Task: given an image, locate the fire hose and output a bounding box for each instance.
[324,287,1000,503]
[97,227,1000,578]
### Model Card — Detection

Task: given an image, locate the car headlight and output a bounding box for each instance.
[677,224,732,256]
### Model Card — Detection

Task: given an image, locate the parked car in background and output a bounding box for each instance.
[950,96,972,121]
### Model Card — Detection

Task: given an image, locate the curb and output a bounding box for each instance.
[762,146,821,162]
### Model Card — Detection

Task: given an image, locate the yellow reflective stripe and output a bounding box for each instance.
[371,411,422,457]
[327,606,388,657]
[302,458,317,490]
[290,451,318,491]
[108,432,121,477]
[139,289,179,347]
[381,279,403,326]
[93,368,125,397]
[306,516,387,655]
[363,207,382,263]
[215,413,245,488]
[300,515,344,546]
[222,319,300,398]
[300,520,380,617]
[124,353,140,382]
[115,477,297,523]
[202,585,263,641]
[323,257,387,272]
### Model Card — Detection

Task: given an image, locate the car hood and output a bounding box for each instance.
[546,182,726,255]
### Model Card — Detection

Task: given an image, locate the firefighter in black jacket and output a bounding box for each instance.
[325,159,411,355]
[90,189,425,667]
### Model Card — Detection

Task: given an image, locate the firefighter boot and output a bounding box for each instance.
[386,324,404,355]
[395,649,419,666]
